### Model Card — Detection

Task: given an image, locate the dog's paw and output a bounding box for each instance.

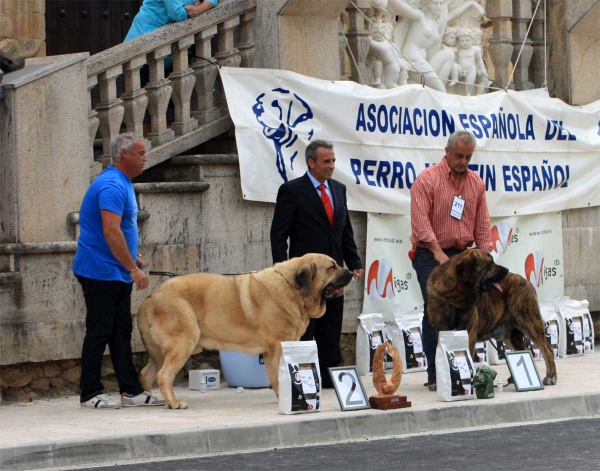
[543,375,557,386]
[168,400,189,409]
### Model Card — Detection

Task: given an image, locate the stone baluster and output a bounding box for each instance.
[87,75,101,176]
[170,36,199,136]
[121,56,149,140]
[145,45,175,147]
[530,5,545,89]
[510,0,534,90]
[214,17,241,110]
[237,11,256,68]
[344,2,371,85]
[487,0,514,89]
[191,26,220,125]
[96,66,124,168]
[339,12,350,80]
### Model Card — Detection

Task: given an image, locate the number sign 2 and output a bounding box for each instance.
[329,366,370,411]
[505,351,544,392]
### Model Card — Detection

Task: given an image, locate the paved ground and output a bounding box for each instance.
[1,351,598,471]
[77,418,600,471]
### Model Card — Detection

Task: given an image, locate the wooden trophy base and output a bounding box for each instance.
[369,395,412,410]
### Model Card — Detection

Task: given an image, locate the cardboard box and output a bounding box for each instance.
[189,369,220,391]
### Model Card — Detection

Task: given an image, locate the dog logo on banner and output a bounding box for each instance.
[491,222,513,256]
[252,88,314,182]
[367,259,395,300]
[525,250,544,287]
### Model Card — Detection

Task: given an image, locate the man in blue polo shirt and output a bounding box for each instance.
[74,133,164,409]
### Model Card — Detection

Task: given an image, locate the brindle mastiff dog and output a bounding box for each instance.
[137,253,354,409]
[427,249,557,386]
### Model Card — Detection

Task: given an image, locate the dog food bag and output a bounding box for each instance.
[474,341,488,366]
[557,300,586,358]
[540,302,560,359]
[278,341,321,415]
[356,313,394,376]
[487,338,511,365]
[390,310,427,373]
[580,300,595,354]
[436,331,476,402]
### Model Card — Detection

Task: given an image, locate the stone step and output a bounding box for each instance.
[134,154,239,183]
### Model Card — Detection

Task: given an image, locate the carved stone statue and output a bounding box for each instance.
[441,27,461,93]
[366,0,408,89]
[387,0,485,92]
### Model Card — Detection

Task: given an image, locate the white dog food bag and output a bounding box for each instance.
[540,301,560,359]
[487,338,512,365]
[436,331,476,402]
[278,341,321,415]
[356,313,394,376]
[580,300,595,354]
[556,299,586,358]
[473,342,488,366]
[390,310,427,373]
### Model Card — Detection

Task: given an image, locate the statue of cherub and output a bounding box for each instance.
[441,27,462,92]
[455,28,485,96]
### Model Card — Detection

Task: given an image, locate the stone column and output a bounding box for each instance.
[530,5,545,89]
[215,17,242,111]
[121,56,149,140]
[238,11,256,68]
[487,0,514,89]
[510,0,534,90]
[169,36,198,136]
[96,66,125,167]
[344,1,371,85]
[145,46,175,147]
[87,75,101,179]
[191,26,220,125]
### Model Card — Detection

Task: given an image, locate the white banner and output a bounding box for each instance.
[220,67,600,217]
[363,212,564,324]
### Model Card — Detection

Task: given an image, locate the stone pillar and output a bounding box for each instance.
[191,26,220,125]
[0,0,46,59]
[530,5,545,89]
[146,46,176,147]
[121,57,149,140]
[487,0,514,89]
[278,0,353,81]
[238,11,256,68]
[510,0,534,90]
[86,76,101,179]
[0,54,90,244]
[344,1,371,85]
[96,66,125,168]
[215,17,242,111]
[169,36,198,136]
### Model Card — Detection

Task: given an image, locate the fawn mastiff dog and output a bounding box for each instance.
[137,253,354,409]
[427,249,557,386]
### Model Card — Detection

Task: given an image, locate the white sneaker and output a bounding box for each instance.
[80,393,121,409]
[121,391,165,407]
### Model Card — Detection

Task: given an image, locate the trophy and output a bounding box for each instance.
[369,341,412,410]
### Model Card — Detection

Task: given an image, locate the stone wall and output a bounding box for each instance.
[0,0,46,59]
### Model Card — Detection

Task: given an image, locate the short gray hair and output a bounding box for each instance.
[305,139,334,164]
[447,130,476,152]
[111,133,139,162]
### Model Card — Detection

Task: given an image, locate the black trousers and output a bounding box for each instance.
[301,296,344,387]
[77,275,144,402]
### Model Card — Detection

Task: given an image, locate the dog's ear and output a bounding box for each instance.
[454,257,476,279]
[295,262,317,296]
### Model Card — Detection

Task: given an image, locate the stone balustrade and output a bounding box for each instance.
[86,0,256,178]
[341,0,548,92]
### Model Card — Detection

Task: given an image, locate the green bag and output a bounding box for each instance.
[474,365,497,399]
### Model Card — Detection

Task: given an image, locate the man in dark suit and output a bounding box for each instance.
[270,139,364,387]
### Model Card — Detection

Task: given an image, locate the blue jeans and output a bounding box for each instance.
[411,247,465,382]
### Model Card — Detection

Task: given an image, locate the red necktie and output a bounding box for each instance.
[318,183,334,226]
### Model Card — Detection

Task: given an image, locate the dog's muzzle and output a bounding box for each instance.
[322,270,354,300]
[482,265,509,293]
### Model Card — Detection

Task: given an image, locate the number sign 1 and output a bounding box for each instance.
[329,366,370,411]
[505,351,544,392]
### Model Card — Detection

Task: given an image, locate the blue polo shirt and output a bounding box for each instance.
[73,166,139,282]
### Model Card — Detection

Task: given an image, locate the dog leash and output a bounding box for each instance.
[149,270,258,278]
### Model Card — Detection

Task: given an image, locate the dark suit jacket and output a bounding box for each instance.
[270,173,362,271]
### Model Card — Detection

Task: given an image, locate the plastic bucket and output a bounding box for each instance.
[219,350,270,388]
